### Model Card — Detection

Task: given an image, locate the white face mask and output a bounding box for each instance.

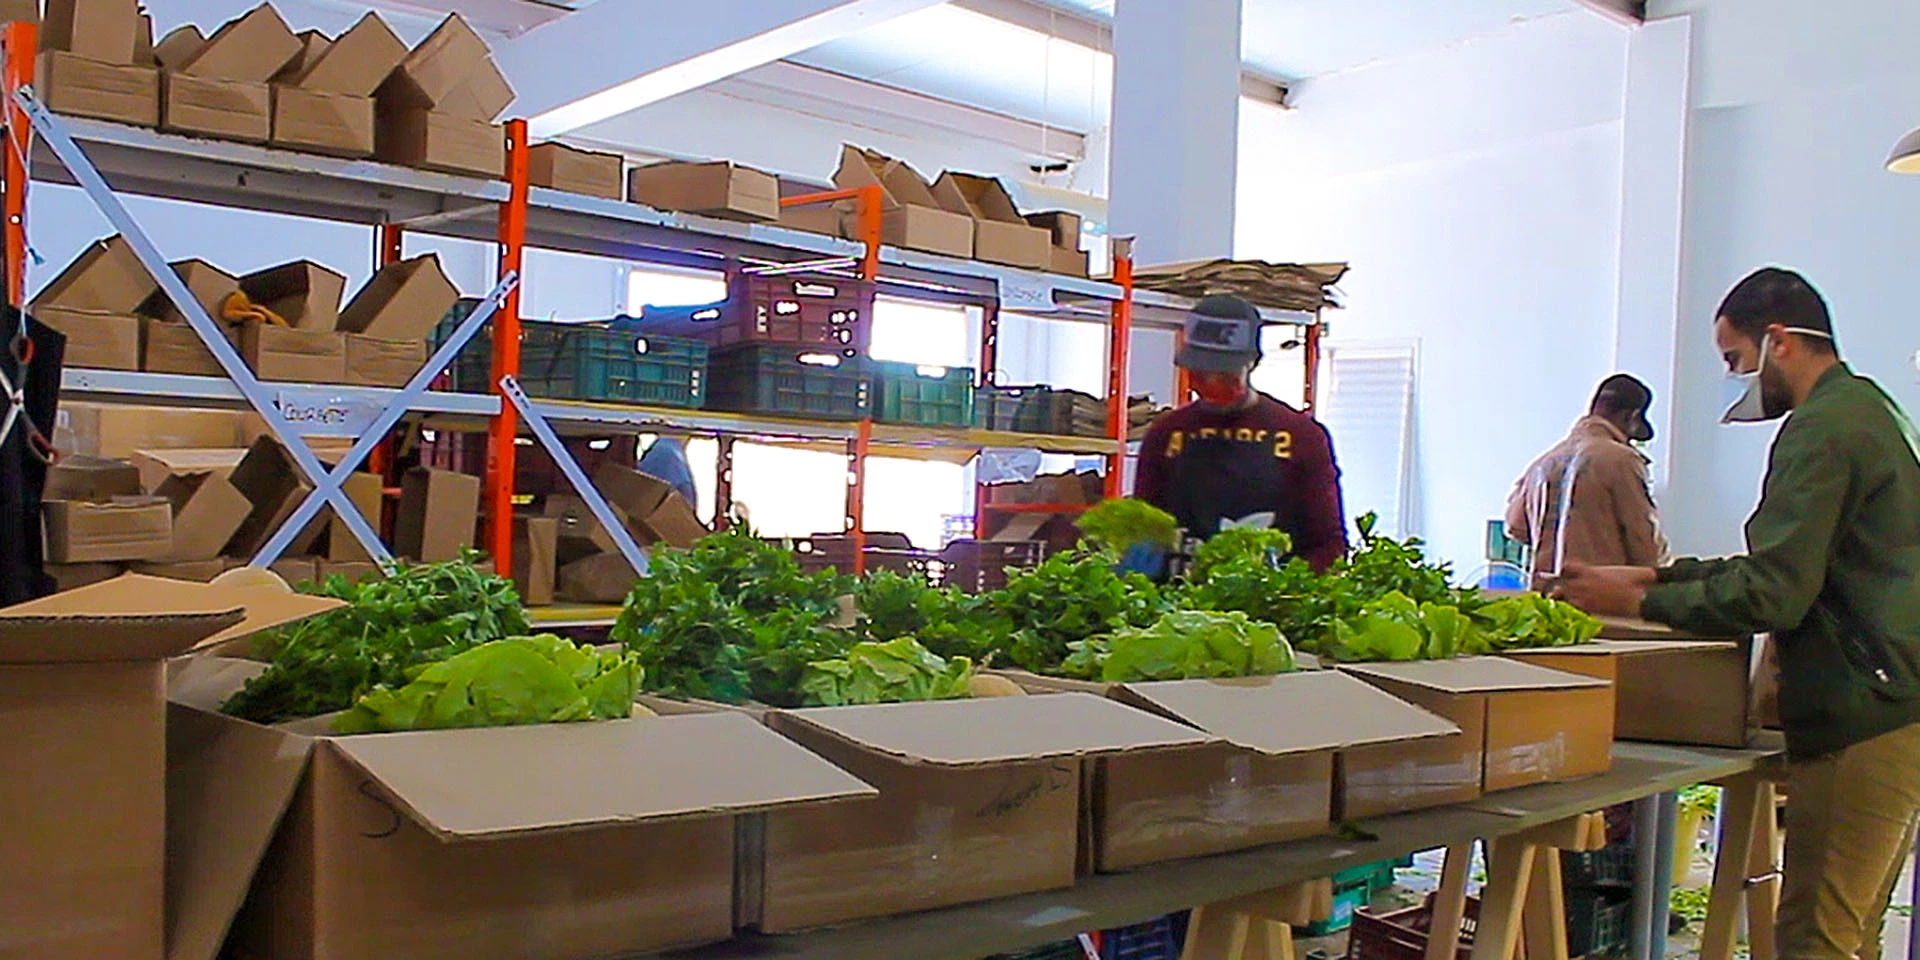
[1720,328,1835,424]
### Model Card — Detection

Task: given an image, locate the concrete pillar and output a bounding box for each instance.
[1108,0,1243,266]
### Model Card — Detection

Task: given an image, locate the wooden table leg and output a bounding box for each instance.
[1745,783,1782,960]
[1701,774,1765,960]
[1524,845,1571,960]
[1428,843,1475,960]
[1473,837,1537,960]
[1181,881,1327,960]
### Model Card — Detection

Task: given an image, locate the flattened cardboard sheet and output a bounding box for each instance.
[1115,672,1459,756]
[1341,656,1611,694]
[772,692,1213,767]
[0,573,340,661]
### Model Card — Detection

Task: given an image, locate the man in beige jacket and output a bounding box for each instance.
[1506,374,1669,581]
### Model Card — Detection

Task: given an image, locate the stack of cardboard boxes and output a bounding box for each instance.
[546,461,708,604]
[32,234,457,388]
[373,13,511,177]
[36,0,161,128]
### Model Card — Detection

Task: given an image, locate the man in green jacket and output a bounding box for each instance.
[1557,267,1920,960]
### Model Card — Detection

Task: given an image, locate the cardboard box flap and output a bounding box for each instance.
[1518,638,1742,656]
[165,700,313,960]
[0,574,342,663]
[1341,656,1611,693]
[1594,615,1744,641]
[329,712,878,840]
[773,692,1214,767]
[167,655,269,713]
[1114,671,1460,756]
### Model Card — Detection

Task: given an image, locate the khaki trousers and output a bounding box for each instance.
[1781,721,1920,959]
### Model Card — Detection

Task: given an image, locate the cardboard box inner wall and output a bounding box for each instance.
[42,0,142,64]
[745,694,1210,932]
[1341,657,1615,795]
[1505,633,1758,749]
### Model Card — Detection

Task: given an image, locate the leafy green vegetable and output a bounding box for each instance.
[1319,590,1599,662]
[1069,610,1295,682]
[221,552,530,724]
[1468,594,1603,650]
[333,635,642,733]
[1075,498,1180,553]
[799,637,974,706]
[983,550,1169,673]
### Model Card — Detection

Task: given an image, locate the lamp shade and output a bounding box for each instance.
[1888,127,1920,173]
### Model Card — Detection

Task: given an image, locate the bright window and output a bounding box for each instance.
[1318,341,1418,539]
[625,266,726,313]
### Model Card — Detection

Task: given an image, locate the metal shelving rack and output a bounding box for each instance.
[2,17,1321,598]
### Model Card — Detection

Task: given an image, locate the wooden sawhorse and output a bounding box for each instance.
[1425,811,1612,960]
[1698,772,1784,960]
[1180,879,1334,960]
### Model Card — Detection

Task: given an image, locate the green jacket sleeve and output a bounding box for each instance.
[1641,418,1850,635]
[1656,558,1726,583]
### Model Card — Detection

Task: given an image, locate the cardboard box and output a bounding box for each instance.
[225,435,314,559]
[832,144,974,257]
[129,557,226,581]
[164,659,872,960]
[160,72,271,143]
[1340,657,1615,795]
[1025,210,1083,249]
[141,318,228,377]
[395,466,479,562]
[44,454,142,500]
[338,254,460,342]
[556,551,638,603]
[179,4,301,83]
[438,57,512,122]
[152,468,251,562]
[143,259,239,325]
[33,305,140,369]
[41,0,139,64]
[44,560,125,591]
[269,86,374,157]
[235,324,347,383]
[43,496,173,562]
[592,461,707,549]
[36,50,159,126]
[1004,670,1459,869]
[325,471,385,563]
[375,105,504,178]
[379,13,490,109]
[344,333,427,387]
[316,559,382,583]
[31,234,156,314]
[151,25,204,70]
[240,260,348,331]
[0,576,339,960]
[544,492,621,564]
[274,30,332,82]
[58,402,242,458]
[1050,245,1090,278]
[529,142,624,200]
[268,555,317,586]
[129,447,242,493]
[743,693,1210,931]
[774,176,849,237]
[628,161,780,222]
[511,515,558,606]
[932,171,1052,269]
[290,12,405,97]
[1506,631,1758,749]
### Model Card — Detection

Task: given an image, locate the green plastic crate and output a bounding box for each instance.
[872,360,974,427]
[705,343,871,420]
[516,323,707,407]
[1301,879,1372,937]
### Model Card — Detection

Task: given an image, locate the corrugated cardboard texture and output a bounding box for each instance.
[344,334,426,387]
[143,259,239,325]
[1341,656,1612,694]
[528,142,624,200]
[1112,672,1461,756]
[36,50,160,126]
[0,573,340,661]
[338,254,459,341]
[44,560,129,592]
[43,497,173,563]
[1093,745,1331,872]
[142,318,228,377]
[628,161,780,222]
[437,56,512,122]
[161,72,270,143]
[0,660,164,960]
[379,13,489,108]
[179,4,300,82]
[270,86,375,158]
[1335,678,1487,820]
[60,402,242,459]
[291,13,405,97]
[329,712,876,838]
[33,305,141,370]
[237,324,347,383]
[45,454,142,500]
[240,260,348,331]
[32,234,156,314]
[41,0,139,63]
[129,558,226,582]
[395,466,478,562]
[511,514,558,606]
[770,692,1214,767]
[1484,684,1615,792]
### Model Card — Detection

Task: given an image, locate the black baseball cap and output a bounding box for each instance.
[1592,373,1655,442]
[1174,294,1263,372]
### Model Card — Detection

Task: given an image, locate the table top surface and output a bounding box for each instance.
[648,735,1785,960]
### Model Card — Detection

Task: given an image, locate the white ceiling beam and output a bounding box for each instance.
[1570,0,1645,27]
[495,0,948,139]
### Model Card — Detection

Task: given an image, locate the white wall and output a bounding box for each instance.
[1648,0,1920,558]
[1234,12,1632,573]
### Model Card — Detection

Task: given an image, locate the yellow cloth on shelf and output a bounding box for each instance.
[220,290,288,327]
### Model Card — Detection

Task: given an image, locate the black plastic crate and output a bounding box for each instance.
[643,274,872,354]
[1566,887,1633,958]
[975,384,1107,437]
[872,360,974,427]
[706,343,871,420]
[1562,841,1635,890]
[935,539,1043,593]
[516,322,707,407]
[789,532,930,579]
[1099,913,1187,960]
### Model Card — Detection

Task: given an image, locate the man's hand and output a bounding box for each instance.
[1551,564,1658,617]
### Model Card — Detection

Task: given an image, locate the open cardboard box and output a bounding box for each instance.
[657,692,1211,931]
[0,574,342,960]
[931,171,1053,269]
[1001,670,1459,868]
[1339,657,1615,796]
[1504,620,1759,748]
[831,144,974,258]
[167,657,876,960]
